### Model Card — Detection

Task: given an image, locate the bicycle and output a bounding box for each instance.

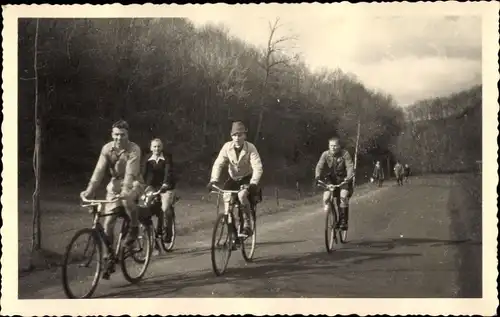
[138,188,179,253]
[209,184,257,276]
[61,193,152,299]
[316,180,348,253]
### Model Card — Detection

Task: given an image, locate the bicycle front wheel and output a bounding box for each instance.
[241,208,256,262]
[324,208,338,253]
[211,213,233,276]
[120,223,152,284]
[61,228,102,299]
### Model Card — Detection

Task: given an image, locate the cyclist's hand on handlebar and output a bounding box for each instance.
[207,181,216,191]
[80,190,91,200]
[113,193,125,201]
[160,183,169,193]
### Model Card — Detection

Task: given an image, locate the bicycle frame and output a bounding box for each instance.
[81,196,129,261]
[316,179,345,211]
[210,184,246,238]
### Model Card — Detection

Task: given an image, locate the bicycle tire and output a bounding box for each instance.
[120,223,153,284]
[324,208,338,253]
[161,209,176,252]
[241,207,257,262]
[211,213,232,276]
[61,228,102,299]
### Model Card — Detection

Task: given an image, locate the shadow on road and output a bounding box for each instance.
[345,237,477,252]
[97,248,421,298]
[153,240,308,259]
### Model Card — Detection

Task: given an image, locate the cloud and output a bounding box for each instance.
[186,6,482,106]
[346,57,481,105]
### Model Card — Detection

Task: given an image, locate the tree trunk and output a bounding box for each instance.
[254,109,264,144]
[353,118,361,187]
[386,156,391,180]
[32,18,42,251]
[253,74,269,144]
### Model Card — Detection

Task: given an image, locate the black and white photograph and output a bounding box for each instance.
[1,3,498,316]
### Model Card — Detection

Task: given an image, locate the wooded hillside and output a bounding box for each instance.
[18,18,427,190]
[394,85,482,174]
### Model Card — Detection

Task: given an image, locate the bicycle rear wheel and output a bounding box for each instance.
[324,208,338,253]
[211,213,233,276]
[120,223,152,284]
[241,208,256,262]
[61,228,102,299]
[160,209,176,252]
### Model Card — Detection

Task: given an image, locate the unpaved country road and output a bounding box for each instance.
[19,174,482,299]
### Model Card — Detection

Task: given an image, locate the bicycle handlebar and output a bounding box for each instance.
[80,192,119,207]
[316,179,346,190]
[210,184,240,194]
[145,189,163,197]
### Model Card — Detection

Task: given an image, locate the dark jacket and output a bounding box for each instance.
[141,151,176,190]
[315,149,354,184]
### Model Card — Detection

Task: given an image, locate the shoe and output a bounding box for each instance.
[102,256,115,280]
[231,238,240,250]
[125,226,139,245]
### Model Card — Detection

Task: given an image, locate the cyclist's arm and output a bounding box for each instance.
[210,143,229,183]
[86,144,109,194]
[343,150,354,181]
[121,144,141,195]
[249,144,263,185]
[315,152,327,179]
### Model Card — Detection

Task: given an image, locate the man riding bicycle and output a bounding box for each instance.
[81,120,145,250]
[315,137,354,230]
[207,121,263,236]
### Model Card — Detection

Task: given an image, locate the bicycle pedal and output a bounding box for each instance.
[102,271,112,280]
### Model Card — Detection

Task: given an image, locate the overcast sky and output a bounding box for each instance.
[185,4,482,107]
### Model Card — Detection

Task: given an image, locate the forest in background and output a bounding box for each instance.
[18,18,481,193]
[396,85,482,174]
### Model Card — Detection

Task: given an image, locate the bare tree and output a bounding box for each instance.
[32,18,42,254]
[254,17,298,144]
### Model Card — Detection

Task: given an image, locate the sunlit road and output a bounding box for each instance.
[19,174,481,299]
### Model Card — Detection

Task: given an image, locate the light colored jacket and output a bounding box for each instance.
[87,141,143,195]
[210,141,263,185]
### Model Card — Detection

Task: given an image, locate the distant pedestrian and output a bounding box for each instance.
[403,163,411,183]
[371,161,385,187]
[394,161,404,186]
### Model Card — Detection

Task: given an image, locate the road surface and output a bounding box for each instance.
[19,174,482,299]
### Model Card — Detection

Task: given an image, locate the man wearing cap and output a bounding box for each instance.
[207,121,263,236]
[81,120,145,277]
